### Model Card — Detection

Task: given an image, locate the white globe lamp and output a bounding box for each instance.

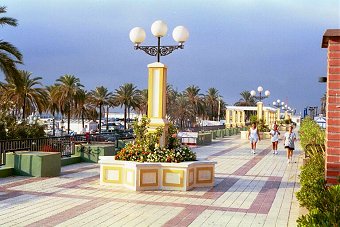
[129,27,146,44]
[172,26,189,44]
[151,20,168,37]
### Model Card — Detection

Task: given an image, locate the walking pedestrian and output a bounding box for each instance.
[270,124,280,154]
[284,125,296,163]
[248,122,260,154]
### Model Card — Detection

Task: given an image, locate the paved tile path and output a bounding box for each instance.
[0,133,302,226]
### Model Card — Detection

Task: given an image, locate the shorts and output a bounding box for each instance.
[285,146,294,150]
[249,137,258,143]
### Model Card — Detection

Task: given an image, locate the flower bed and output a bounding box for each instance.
[99,156,216,191]
[99,116,215,191]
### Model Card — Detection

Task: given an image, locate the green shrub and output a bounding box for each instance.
[296,118,340,226]
[249,115,257,123]
[296,149,326,211]
[299,117,325,155]
[297,185,340,226]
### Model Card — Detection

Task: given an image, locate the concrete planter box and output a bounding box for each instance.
[99,156,216,191]
[5,151,60,177]
[197,133,212,145]
[240,131,248,140]
[75,144,116,163]
[258,132,271,139]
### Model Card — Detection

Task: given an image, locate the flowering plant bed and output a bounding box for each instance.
[114,117,196,163]
[99,116,215,191]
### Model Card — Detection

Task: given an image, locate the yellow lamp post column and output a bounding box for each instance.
[225,110,231,128]
[147,62,169,146]
[231,110,236,128]
[284,110,289,121]
[276,108,280,121]
[257,102,263,121]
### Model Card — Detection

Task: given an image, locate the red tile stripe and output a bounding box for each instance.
[163,205,207,227]
[248,176,282,214]
[232,145,272,176]
[207,142,248,160]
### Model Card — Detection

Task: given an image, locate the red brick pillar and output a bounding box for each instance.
[322,29,340,185]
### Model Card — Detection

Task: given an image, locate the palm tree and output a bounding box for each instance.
[234,90,256,120]
[46,85,60,136]
[0,6,23,79]
[2,70,48,120]
[73,89,95,132]
[234,91,256,106]
[136,89,148,115]
[113,83,140,129]
[184,85,204,125]
[54,75,84,134]
[89,86,113,133]
[173,94,194,128]
[166,84,179,123]
[205,88,219,120]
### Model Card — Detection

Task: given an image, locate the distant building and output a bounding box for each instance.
[314,115,326,129]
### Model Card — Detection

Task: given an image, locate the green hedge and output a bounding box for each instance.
[296,118,340,226]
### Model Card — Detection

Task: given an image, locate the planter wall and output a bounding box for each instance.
[5,151,60,177]
[75,144,116,163]
[99,156,216,191]
[197,133,212,145]
[240,131,248,140]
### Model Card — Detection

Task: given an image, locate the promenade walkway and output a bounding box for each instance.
[0,133,302,226]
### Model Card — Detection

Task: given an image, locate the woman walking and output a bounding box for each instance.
[284,125,296,163]
[248,122,260,154]
[270,124,280,154]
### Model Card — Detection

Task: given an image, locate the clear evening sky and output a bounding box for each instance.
[1,0,339,114]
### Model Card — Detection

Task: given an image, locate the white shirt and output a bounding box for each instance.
[270,130,279,142]
[249,128,259,140]
[284,132,296,148]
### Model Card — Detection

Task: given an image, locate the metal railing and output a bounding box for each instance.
[0,132,134,166]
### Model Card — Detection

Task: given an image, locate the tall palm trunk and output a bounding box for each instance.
[67,110,71,134]
[52,112,55,136]
[22,94,26,120]
[106,105,109,131]
[99,103,102,133]
[124,105,127,130]
[81,108,85,129]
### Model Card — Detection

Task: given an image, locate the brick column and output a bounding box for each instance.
[322,29,340,185]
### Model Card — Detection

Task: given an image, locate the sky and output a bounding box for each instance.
[1,0,340,114]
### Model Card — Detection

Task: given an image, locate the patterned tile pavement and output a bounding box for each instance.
[0,133,303,227]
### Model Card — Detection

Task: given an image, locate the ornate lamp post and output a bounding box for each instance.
[282,105,291,120]
[250,86,270,102]
[129,20,189,146]
[129,20,189,62]
[273,99,284,121]
[250,86,270,121]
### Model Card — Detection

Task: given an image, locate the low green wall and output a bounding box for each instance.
[0,167,14,178]
[61,156,82,166]
[197,133,212,145]
[75,144,116,163]
[5,151,61,177]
